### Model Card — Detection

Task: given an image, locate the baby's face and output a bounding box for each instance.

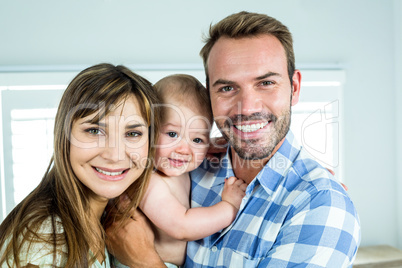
[155,100,211,177]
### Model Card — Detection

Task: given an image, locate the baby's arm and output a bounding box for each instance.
[140,174,246,241]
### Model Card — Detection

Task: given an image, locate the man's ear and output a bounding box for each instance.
[291,70,302,106]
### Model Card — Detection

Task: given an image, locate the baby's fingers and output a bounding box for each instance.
[225,176,237,185]
[234,178,246,186]
[231,177,247,190]
[240,183,247,192]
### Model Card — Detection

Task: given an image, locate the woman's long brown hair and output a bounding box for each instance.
[0,63,160,267]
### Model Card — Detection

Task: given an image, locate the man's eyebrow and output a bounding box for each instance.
[212,79,236,87]
[255,72,282,80]
[212,72,282,87]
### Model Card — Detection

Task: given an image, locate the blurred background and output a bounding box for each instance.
[0,0,401,252]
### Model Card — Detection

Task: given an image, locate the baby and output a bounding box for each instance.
[130,74,246,267]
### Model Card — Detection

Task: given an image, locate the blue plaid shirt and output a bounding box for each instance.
[185,131,360,267]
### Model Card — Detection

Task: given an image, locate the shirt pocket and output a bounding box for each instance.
[220,225,275,260]
[218,248,264,267]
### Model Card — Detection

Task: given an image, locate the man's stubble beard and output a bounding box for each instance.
[216,107,291,160]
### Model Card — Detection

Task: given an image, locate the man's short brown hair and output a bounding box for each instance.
[200,11,295,87]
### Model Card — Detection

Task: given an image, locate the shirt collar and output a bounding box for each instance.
[212,131,302,195]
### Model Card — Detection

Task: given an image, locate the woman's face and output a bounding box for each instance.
[69,95,149,203]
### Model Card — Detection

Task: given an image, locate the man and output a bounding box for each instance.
[106,11,361,267]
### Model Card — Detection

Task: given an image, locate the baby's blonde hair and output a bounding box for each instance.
[154,74,213,124]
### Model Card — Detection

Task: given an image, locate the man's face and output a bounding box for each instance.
[207,34,301,160]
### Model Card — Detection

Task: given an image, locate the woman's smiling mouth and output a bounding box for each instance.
[93,167,129,181]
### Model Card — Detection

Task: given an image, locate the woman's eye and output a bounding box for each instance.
[127,131,142,137]
[167,132,178,138]
[86,128,101,135]
[193,138,203,144]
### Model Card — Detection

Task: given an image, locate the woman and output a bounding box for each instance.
[0,63,160,267]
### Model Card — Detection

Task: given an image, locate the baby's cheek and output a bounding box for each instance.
[195,148,208,163]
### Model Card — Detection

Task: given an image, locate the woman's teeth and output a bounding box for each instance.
[235,122,268,132]
[95,167,124,176]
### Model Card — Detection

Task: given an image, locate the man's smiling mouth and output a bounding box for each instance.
[234,122,269,133]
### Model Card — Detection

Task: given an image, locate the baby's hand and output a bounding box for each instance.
[222,177,247,210]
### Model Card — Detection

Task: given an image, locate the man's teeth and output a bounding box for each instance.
[235,122,268,132]
[95,167,124,176]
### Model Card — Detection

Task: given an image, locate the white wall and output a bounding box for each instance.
[0,0,399,249]
[394,0,402,250]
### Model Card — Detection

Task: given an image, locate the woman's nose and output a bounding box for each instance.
[101,137,126,162]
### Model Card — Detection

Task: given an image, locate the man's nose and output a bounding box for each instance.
[237,88,263,116]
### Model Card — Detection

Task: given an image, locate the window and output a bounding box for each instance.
[10,108,56,203]
[0,68,344,221]
[1,89,65,219]
[292,70,344,175]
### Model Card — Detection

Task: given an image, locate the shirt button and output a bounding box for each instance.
[211,246,218,252]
